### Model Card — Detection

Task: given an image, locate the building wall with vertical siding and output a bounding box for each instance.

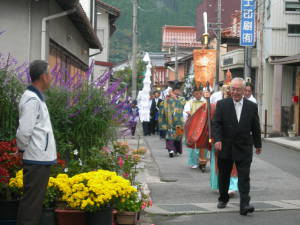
[264,0,300,57]
[262,62,274,128]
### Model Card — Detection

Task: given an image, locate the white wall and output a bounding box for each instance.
[80,0,91,20]
[0,0,31,63]
[95,9,110,62]
[265,0,300,57]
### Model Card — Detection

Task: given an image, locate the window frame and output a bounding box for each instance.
[287,24,300,36]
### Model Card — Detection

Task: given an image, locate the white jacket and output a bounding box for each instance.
[16,86,57,165]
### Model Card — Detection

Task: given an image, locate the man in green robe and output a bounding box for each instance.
[159,82,186,157]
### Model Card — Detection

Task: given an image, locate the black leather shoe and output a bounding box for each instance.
[217,201,227,209]
[240,205,255,216]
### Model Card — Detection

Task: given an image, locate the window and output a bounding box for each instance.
[288,24,300,35]
[285,2,300,12]
[97,28,105,45]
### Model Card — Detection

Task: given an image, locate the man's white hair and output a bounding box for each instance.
[231,77,246,87]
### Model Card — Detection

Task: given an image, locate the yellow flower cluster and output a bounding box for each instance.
[8,169,23,189]
[9,169,137,212]
[51,170,137,211]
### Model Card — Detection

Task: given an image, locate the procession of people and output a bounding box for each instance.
[130,74,262,216]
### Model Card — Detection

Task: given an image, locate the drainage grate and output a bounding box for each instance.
[231,202,282,209]
[158,204,208,212]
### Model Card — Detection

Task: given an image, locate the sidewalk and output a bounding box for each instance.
[138,135,300,216]
[264,136,300,152]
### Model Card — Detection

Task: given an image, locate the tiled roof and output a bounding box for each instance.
[162,26,202,48]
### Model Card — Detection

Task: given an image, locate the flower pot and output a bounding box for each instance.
[116,211,138,225]
[288,131,296,137]
[86,208,112,225]
[0,200,19,221]
[39,208,56,225]
[55,209,86,225]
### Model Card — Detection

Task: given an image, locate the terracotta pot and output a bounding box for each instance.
[86,208,112,225]
[116,211,138,225]
[55,209,86,225]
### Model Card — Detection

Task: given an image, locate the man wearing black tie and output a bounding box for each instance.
[212,77,262,216]
[150,91,162,135]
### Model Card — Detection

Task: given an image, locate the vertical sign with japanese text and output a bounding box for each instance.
[240,0,256,46]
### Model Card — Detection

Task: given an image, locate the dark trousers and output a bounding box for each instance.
[17,164,51,225]
[166,139,182,154]
[218,158,252,207]
[131,124,137,136]
[142,121,150,136]
[149,119,158,134]
[159,130,166,139]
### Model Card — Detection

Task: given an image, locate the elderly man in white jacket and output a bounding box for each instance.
[16,60,56,225]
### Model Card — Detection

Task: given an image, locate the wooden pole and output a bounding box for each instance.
[264,109,267,138]
[206,81,212,144]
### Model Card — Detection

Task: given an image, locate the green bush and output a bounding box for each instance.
[46,84,118,162]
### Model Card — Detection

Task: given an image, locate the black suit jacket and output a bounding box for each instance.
[212,97,262,161]
[150,98,162,118]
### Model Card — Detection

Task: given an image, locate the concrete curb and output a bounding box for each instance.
[263,138,300,152]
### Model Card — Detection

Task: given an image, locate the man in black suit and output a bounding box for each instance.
[212,77,262,216]
[150,91,162,135]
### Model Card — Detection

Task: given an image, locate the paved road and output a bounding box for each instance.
[139,135,300,224]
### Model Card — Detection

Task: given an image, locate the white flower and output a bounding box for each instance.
[73,149,79,155]
[64,168,69,173]
[79,158,82,166]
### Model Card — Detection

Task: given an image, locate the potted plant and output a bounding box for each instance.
[0,139,22,223]
[114,183,152,225]
[114,192,141,225]
[288,124,296,137]
[50,170,137,225]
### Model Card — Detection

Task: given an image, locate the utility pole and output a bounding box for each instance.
[257,0,265,120]
[174,42,178,80]
[131,0,138,99]
[244,47,252,81]
[215,0,221,89]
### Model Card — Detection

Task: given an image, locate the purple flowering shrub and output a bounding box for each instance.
[0,50,132,166]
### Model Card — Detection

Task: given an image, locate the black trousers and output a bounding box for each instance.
[131,124,137,136]
[218,157,252,208]
[149,118,158,134]
[17,164,51,225]
[142,121,150,136]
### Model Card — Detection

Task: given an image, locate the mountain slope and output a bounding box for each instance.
[102,0,202,62]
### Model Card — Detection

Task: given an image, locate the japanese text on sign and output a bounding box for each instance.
[240,0,256,46]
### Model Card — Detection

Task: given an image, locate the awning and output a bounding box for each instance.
[269,53,300,66]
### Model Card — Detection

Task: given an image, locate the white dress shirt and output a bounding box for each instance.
[233,98,243,122]
[210,91,223,104]
[246,94,257,104]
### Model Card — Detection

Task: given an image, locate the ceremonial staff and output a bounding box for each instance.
[203,12,212,146]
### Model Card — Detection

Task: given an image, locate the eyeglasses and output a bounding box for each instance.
[230,87,243,92]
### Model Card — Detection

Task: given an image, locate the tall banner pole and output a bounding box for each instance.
[203,12,212,146]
